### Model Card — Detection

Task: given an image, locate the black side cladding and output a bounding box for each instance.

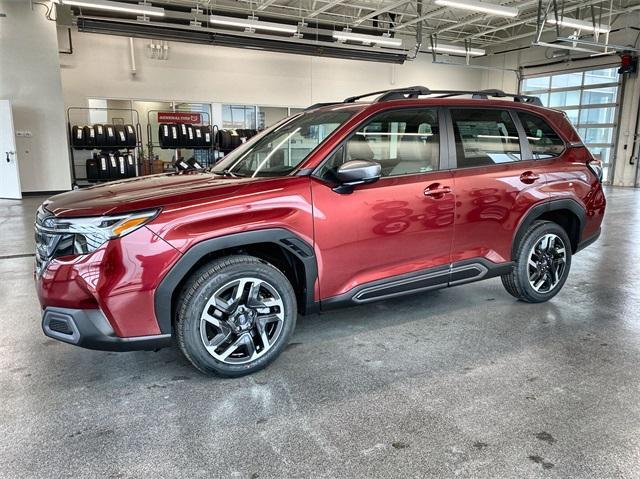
[153,229,318,334]
[512,199,586,258]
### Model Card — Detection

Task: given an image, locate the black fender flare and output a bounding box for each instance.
[154,228,318,334]
[511,199,586,260]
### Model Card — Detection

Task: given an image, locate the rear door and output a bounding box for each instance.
[311,107,455,301]
[448,107,550,265]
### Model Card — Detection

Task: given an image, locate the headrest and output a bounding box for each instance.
[397,134,435,163]
[347,134,375,161]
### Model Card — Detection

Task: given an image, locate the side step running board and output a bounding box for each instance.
[353,263,488,303]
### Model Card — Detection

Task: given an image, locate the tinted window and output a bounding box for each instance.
[518,112,565,159]
[318,108,440,180]
[451,109,521,168]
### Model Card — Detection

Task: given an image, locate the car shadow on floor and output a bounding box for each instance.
[37,279,566,388]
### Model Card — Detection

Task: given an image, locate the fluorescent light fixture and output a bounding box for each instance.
[62,0,165,16]
[533,41,603,54]
[434,0,518,18]
[547,17,610,33]
[209,15,298,34]
[333,30,403,47]
[426,43,485,56]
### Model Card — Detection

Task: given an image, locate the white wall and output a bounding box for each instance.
[60,31,483,110]
[478,19,640,186]
[0,0,71,192]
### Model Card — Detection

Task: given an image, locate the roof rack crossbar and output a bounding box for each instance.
[429,89,543,106]
[343,86,431,103]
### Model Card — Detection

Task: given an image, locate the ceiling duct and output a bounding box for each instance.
[76,17,408,63]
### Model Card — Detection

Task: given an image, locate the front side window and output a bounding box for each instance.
[518,112,565,159]
[451,109,521,168]
[212,109,354,177]
[317,108,440,181]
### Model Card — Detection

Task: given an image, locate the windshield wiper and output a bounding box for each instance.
[212,169,247,178]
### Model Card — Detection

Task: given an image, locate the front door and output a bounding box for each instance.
[0,100,22,199]
[311,107,455,301]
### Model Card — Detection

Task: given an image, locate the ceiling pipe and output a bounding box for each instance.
[129,37,136,76]
[407,0,423,60]
[77,17,409,63]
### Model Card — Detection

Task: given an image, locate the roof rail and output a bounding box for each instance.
[343,86,431,103]
[429,89,543,106]
[305,102,341,111]
[307,86,543,111]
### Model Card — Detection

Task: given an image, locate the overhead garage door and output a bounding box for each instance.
[521,66,621,183]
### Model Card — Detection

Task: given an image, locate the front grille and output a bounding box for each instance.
[48,318,74,335]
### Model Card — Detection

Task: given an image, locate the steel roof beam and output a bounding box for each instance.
[257,0,281,11]
[463,0,613,44]
[434,0,540,35]
[306,0,350,18]
[352,0,413,25]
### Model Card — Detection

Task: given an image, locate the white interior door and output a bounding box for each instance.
[0,100,22,199]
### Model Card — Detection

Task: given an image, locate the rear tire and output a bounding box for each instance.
[176,255,297,377]
[501,221,572,303]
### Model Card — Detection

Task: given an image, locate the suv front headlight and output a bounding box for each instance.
[37,209,159,257]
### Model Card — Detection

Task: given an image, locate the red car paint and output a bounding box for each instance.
[36,224,182,336]
[36,97,605,342]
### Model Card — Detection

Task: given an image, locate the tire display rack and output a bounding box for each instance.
[147,109,217,170]
[67,107,143,189]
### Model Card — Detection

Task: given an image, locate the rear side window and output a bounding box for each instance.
[518,112,565,159]
[451,109,521,168]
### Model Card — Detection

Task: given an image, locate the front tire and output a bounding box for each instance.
[176,255,297,377]
[501,221,572,303]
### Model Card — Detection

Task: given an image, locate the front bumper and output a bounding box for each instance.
[34,221,182,338]
[42,307,172,352]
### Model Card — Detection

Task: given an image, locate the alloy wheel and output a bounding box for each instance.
[199,277,285,364]
[527,233,567,293]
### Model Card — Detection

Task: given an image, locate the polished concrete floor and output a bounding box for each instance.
[1,187,639,478]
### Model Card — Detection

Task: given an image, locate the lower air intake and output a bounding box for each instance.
[48,318,74,336]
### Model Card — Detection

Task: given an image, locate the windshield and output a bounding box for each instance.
[211,109,354,177]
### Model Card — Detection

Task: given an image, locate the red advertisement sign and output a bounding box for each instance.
[157,112,202,124]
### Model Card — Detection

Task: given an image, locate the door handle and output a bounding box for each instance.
[520,171,540,184]
[424,184,452,198]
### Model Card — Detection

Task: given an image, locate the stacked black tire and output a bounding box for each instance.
[71,124,137,149]
[158,124,259,153]
[158,123,214,149]
[70,124,138,182]
[85,152,137,181]
[218,129,258,153]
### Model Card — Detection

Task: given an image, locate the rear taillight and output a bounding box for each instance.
[588,159,603,182]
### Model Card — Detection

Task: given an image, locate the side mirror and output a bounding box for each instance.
[334,160,381,193]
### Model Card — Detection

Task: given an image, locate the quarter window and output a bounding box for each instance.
[450,109,521,167]
[518,112,565,159]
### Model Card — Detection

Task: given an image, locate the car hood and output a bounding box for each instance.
[44,172,253,217]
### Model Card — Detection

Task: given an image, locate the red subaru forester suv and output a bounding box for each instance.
[35,87,606,377]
